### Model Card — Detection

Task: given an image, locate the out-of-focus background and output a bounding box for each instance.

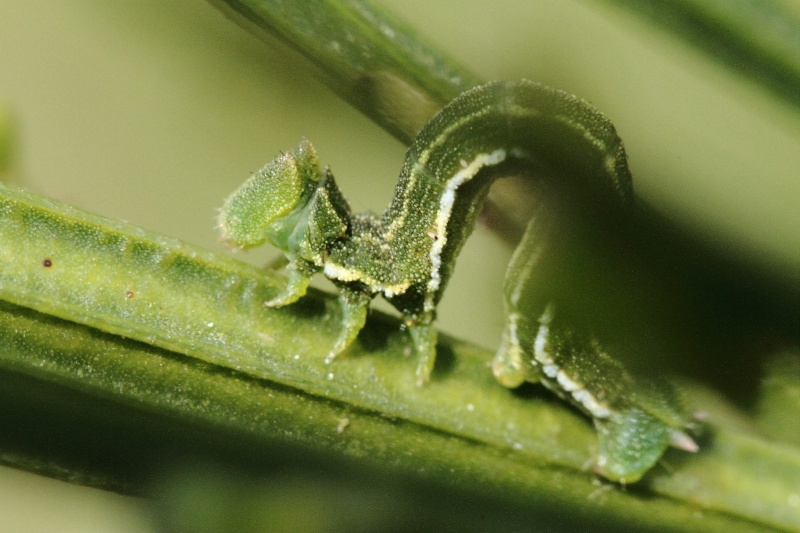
[0,1,797,531]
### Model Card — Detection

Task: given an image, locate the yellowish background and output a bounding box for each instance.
[0,1,797,531]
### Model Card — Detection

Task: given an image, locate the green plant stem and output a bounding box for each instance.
[0,302,769,533]
[590,0,800,110]
[209,0,482,144]
[1,183,799,530]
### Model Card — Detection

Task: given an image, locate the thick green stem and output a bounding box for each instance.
[1,183,799,530]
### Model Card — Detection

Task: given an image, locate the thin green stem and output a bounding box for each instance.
[591,0,800,110]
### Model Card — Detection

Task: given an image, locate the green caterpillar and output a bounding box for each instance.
[219,80,697,483]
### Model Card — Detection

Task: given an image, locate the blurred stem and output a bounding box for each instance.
[209,0,482,144]
[589,0,800,110]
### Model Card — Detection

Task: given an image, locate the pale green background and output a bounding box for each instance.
[0,1,798,531]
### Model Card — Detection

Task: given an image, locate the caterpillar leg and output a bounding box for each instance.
[593,408,671,483]
[325,288,370,364]
[406,314,438,387]
[493,207,553,388]
[493,312,541,387]
[265,262,312,307]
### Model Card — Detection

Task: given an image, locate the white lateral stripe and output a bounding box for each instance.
[533,306,612,418]
[508,313,520,350]
[556,369,582,391]
[323,261,411,297]
[385,110,488,237]
[533,317,552,365]
[572,389,611,418]
[423,149,507,312]
[507,237,541,307]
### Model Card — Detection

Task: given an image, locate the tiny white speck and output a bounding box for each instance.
[512,442,523,451]
[466,403,474,412]
[380,24,395,38]
[293,354,300,360]
[207,322,214,327]
[327,372,334,380]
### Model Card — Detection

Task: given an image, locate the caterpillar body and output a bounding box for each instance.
[219,80,697,482]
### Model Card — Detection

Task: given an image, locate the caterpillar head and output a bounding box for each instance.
[219,140,351,264]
